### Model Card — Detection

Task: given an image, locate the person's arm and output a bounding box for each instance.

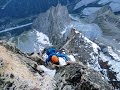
[57,53,70,61]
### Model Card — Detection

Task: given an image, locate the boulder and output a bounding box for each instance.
[55,63,113,90]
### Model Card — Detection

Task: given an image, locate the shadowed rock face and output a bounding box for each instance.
[55,63,113,90]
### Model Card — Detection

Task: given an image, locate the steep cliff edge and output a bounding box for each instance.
[0,41,56,90]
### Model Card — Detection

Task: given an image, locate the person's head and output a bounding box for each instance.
[51,55,59,64]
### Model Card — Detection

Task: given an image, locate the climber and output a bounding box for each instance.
[42,47,70,65]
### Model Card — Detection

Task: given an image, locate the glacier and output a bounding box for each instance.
[82,7,101,15]
[74,0,120,16]
[74,0,98,10]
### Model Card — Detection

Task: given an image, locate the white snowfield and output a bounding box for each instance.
[37,65,56,78]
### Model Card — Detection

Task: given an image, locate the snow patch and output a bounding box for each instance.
[36,31,50,45]
[68,55,76,62]
[117,50,120,53]
[84,36,100,53]
[37,65,56,78]
[59,55,76,66]
[100,52,120,81]
[107,46,120,61]
[61,29,66,36]
[16,30,51,53]
[75,30,79,34]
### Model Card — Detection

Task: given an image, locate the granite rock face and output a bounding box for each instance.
[33,4,71,48]
[55,63,113,90]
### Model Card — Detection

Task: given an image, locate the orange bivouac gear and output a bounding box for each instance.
[51,55,59,63]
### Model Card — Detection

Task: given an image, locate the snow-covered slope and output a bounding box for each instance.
[11,30,51,53]
[63,28,120,86]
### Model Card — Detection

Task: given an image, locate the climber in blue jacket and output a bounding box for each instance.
[43,47,70,65]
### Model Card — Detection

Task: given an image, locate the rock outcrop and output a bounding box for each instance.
[33,4,71,48]
[57,28,119,89]
[62,29,100,65]
[0,41,56,90]
[55,63,113,90]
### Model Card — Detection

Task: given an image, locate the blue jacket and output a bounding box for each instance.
[45,48,69,64]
